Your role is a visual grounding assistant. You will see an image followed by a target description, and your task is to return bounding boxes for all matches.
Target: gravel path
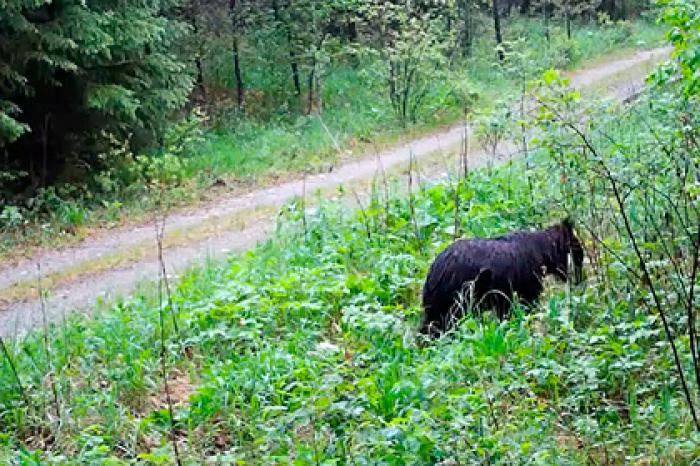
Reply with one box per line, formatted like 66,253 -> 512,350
0,46 -> 671,338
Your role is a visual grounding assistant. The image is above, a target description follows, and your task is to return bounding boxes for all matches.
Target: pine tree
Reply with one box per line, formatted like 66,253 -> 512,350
0,0 -> 193,190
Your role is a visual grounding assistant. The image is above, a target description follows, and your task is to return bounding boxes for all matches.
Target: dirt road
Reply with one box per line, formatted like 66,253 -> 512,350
0,47 -> 671,337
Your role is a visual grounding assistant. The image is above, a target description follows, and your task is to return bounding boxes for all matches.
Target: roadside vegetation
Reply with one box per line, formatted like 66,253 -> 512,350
0,1 -> 665,259
1,0 -> 699,460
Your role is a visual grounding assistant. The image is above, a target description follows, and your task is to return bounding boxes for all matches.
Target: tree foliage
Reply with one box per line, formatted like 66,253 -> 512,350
655,0 -> 699,98
0,0 -> 192,191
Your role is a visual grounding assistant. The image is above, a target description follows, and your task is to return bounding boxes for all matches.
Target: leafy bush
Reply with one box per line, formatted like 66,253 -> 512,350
0,206 -> 24,229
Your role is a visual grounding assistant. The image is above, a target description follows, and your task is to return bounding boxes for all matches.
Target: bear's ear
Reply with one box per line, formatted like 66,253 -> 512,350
562,217 -> 574,233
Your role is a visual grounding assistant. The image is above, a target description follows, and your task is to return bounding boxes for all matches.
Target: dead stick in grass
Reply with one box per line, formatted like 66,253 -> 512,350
154,217 -> 183,466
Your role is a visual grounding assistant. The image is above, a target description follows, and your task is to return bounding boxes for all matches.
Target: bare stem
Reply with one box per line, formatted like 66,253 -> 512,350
407,152 -> 423,253
155,219 -> 183,466
687,215 -> 700,398
37,263 -> 60,423
154,219 -> 180,337
301,169 -> 308,240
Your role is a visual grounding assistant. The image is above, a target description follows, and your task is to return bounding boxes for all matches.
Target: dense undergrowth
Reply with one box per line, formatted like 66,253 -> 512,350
0,17 -> 665,259
1,65 -> 699,462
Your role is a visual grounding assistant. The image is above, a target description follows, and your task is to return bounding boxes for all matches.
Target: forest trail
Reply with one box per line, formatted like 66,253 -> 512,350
0,46 -> 671,337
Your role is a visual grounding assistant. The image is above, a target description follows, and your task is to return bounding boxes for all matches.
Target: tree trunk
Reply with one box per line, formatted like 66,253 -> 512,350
229,0 -> 244,110
520,0 -> 530,14
306,33 -> 328,115
461,0 -> 473,57
290,60 -> 301,97
543,0 -> 550,42
565,3 -> 572,40
402,60 -> 409,125
306,65 -> 315,115
492,0 -> 504,61
348,21 -> 357,41
272,0 -> 301,97
190,0 -> 206,100
467,3 -> 473,55
315,72 -> 322,114
195,56 -> 206,100
233,36 -> 244,109
41,114 -> 50,187
389,61 -> 398,117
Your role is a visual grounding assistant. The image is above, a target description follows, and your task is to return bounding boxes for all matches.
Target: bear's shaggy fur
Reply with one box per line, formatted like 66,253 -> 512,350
419,219 -> 583,337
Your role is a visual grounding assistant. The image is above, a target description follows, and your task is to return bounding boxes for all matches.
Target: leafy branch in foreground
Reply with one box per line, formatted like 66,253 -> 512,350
530,59 -> 700,431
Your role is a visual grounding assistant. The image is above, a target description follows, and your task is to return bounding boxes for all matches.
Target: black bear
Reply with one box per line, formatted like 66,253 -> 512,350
419,219 -> 584,337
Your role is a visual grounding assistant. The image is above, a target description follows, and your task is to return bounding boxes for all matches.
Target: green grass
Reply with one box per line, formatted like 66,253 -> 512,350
2,79 -> 699,461
0,17 -> 667,261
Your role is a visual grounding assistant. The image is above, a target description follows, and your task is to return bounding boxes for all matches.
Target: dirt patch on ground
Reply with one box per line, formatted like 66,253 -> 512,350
148,371 -> 196,411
